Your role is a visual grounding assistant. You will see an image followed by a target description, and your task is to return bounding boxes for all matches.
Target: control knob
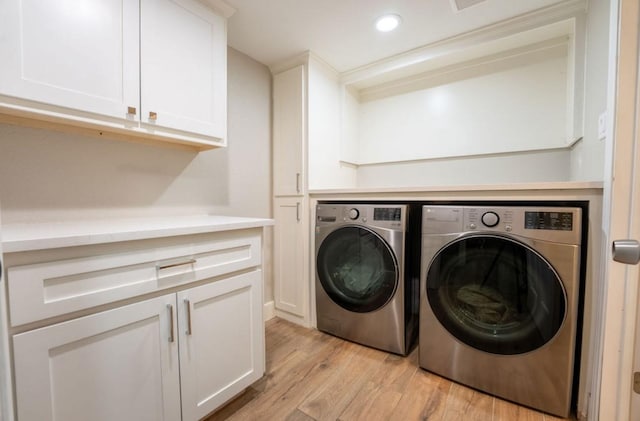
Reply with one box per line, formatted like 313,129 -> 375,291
481,211 -> 500,227
348,208 -> 360,220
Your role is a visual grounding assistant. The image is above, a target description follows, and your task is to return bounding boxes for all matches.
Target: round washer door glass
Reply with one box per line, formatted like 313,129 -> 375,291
317,226 -> 398,313
427,234 -> 566,355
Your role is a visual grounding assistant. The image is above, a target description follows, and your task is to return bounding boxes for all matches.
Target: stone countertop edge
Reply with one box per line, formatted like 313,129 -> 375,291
1,215 -> 275,253
308,181 -> 604,195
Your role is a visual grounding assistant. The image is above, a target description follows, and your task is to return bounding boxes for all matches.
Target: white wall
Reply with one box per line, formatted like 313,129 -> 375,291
0,47 -> 274,302
356,52 -> 569,165
569,0 -> 609,181
307,56 -> 357,190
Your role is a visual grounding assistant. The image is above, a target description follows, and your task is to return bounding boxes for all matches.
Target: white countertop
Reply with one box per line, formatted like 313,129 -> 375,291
1,215 -> 274,253
309,181 -> 604,195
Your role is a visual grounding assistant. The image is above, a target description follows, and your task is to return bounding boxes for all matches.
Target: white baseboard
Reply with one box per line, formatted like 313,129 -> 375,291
263,301 -> 276,321
274,309 -> 310,328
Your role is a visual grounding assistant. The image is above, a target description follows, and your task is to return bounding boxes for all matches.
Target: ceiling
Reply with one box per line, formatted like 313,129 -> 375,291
225,0 -> 574,73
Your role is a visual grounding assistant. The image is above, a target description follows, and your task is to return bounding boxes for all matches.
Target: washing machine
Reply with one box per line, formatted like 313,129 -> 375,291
419,205 -> 582,417
315,203 -> 419,355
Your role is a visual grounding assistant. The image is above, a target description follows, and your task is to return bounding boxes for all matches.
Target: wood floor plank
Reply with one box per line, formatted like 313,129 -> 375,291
366,349 -> 419,394
493,397 -> 545,421
387,369 -> 451,421
205,318 -> 575,421
337,380 -> 403,421
248,336 -> 355,420
224,335 -> 344,420
441,382 -> 493,421
297,343 -> 388,421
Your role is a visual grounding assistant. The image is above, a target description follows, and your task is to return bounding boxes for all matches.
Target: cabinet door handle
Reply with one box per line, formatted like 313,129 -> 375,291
167,304 -> 175,343
184,299 -> 192,335
296,202 -> 300,222
296,173 -> 301,193
127,106 -> 137,115
149,111 -> 157,121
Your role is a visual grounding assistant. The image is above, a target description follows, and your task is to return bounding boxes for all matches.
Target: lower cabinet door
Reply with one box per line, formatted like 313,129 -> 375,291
273,197 -> 308,318
12,294 -> 181,421
178,270 -> 265,421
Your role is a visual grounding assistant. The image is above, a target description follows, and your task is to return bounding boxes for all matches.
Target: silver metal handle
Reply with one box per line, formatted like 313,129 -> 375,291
167,304 -> 175,343
296,202 -> 300,222
157,259 -> 196,271
612,239 -> 640,265
296,173 -> 300,193
184,299 -> 192,335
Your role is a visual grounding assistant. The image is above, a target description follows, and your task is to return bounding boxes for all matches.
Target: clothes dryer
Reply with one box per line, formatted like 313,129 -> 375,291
419,205 -> 582,417
315,203 -> 419,355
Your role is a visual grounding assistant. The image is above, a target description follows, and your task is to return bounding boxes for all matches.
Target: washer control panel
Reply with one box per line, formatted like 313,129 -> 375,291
316,204 -> 406,230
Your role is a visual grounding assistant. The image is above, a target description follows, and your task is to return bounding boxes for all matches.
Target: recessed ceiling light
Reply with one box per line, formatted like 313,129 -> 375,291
375,14 -> 401,32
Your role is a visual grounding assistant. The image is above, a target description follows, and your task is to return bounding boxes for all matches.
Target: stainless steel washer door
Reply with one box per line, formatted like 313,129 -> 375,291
426,234 -> 567,355
317,226 -> 398,313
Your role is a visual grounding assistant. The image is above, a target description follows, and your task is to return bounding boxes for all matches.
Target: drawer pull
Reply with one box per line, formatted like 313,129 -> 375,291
167,304 -> 175,343
184,299 -> 192,335
157,259 -> 196,271
149,111 -> 157,121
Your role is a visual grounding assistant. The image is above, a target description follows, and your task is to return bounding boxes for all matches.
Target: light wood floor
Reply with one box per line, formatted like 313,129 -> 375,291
205,318 -> 576,421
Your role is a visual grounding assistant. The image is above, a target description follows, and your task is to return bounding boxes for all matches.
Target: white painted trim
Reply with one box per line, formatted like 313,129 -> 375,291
274,309 -> 310,328
356,36 -> 570,102
0,225 -> 14,421
263,301 -> 276,321
340,0 -> 587,85
338,138 -> 583,167
596,0 -> 638,419
198,0 -> 236,18
269,51 -> 340,78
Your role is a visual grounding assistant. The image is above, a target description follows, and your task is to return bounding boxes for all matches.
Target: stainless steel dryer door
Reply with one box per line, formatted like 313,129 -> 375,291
317,226 -> 398,313
426,234 -> 567,355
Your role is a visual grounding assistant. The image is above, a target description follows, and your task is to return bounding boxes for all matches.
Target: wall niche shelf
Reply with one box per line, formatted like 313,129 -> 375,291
339,1 -> 587,166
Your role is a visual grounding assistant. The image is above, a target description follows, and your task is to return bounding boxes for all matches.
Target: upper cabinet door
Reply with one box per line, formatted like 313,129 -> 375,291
273,65 -> 306,196
140,0 -> 227,141
0,0 -> 140,120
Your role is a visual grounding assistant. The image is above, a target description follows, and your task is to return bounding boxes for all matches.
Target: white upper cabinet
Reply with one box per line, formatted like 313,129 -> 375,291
0,0 -> 229,149
273,65 -> 305,196
140,0 -> 227,140
0,0 -> 140,120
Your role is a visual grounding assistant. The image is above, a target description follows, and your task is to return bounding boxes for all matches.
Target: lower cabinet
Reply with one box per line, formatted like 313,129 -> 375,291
12,270 -> 264,421
273,197 -> 309,322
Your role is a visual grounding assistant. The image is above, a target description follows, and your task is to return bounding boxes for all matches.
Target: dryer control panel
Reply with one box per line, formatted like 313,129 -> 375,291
423,205 -> 581,245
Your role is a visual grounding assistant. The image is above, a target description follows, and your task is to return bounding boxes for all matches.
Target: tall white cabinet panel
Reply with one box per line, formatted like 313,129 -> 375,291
273,65 -> 306,196
178,270 -> 264,421
12,294 -> 181,421
0,0 -> 140,120
273,198 -> 308,319
141,0 -> 227,140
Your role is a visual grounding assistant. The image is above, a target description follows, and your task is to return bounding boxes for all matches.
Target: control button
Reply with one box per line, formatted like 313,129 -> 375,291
348,208 -> 359,220
469,223 -> 477,230
481,211 -> 500,227
505,225 -> 512,232
362,217 -> 367,223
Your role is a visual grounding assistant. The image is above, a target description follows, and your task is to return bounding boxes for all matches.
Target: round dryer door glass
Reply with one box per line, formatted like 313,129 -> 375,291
426,234 -> 566,355
317,226 -> 398,313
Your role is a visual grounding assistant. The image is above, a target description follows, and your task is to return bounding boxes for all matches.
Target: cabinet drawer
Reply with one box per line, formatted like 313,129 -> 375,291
7,231 -> 261,326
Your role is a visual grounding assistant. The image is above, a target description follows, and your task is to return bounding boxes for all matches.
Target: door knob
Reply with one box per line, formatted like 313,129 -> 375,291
612,239 -> 640,265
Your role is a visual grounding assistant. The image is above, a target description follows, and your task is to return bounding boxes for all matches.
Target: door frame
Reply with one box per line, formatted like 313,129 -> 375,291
594,0 -> 640,419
